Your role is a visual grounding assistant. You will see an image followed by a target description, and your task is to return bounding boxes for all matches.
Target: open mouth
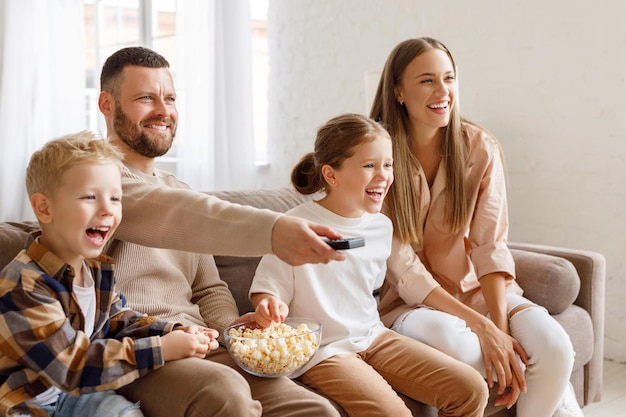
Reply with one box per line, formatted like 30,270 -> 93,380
143,118 -> 172,131
366,188 -> 385,199
427,101 -> 449,110
86,226 -> 110,244
144,123 -> 168,131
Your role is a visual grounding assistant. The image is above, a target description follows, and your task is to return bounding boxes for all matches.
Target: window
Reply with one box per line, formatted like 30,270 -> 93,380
83,0 -> 269,167
250,0 -> 268,165
83,0 -> 178,170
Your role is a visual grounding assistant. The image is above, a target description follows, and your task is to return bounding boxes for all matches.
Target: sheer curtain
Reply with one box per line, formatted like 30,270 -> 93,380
0,0 -> 85,221
174,0 -> 256,192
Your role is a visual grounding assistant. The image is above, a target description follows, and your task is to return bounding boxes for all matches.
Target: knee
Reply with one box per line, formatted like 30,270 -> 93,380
540,333 -> 575,377
120,407 -> 145,417
190,365 -> 260,413
443,365 -> 489,417
464,367 -> 490,407
136,358 -> 262,417
511,307 -> 575,376
87,391 -> 144,417
464,364 -> 488,398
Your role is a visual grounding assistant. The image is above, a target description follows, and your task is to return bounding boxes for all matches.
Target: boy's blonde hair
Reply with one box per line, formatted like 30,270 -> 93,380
26,131 -> 124,197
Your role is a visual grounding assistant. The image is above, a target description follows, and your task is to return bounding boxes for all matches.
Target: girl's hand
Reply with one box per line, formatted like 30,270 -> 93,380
161,329 -> 214,361
231,312 -> 256,326
252,294 -> 289,328
494,373 -> 523,409
477,272 -> 528,405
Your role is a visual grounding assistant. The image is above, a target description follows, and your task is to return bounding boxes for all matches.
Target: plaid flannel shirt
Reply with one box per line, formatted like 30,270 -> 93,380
0,233 -> 179,417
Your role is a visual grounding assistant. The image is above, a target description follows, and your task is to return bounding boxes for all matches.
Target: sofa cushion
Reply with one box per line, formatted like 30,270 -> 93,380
553,304 -> 594,370
0,221 -> 39,269
510,249 -> 580,315
207,188 -> 312,316
214,255 -> 260,315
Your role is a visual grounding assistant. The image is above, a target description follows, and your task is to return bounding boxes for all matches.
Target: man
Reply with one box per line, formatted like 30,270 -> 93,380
98,47 -> 341,417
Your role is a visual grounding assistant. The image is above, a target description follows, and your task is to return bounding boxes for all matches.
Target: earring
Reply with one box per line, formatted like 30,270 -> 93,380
397,98 -> 404,105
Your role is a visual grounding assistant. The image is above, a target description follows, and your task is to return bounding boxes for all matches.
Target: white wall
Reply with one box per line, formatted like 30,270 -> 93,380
254,0 -> 626,362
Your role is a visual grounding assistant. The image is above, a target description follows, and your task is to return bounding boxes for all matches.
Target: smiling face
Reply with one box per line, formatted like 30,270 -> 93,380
35,162 -> 122,271
395,48 -> 457,137
322,135 -> 394,218
111,65 -> 178,158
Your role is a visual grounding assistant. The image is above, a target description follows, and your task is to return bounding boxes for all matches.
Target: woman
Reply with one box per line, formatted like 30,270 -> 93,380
370,37 -> 583,417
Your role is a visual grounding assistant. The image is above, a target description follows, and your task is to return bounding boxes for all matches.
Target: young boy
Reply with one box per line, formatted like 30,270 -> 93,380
0,132 -> 217,417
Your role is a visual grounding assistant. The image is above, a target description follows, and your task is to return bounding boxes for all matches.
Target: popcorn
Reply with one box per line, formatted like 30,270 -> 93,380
225,321 -> 319,376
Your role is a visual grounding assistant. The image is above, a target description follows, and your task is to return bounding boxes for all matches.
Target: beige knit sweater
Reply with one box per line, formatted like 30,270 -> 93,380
114,166 -> 280,257
108,166 -> 280,335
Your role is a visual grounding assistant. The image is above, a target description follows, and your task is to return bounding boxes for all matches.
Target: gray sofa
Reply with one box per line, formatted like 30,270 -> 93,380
0,187 -> 605,416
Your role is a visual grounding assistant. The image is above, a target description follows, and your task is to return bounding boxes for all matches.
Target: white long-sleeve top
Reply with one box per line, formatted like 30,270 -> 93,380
249,201 -> 391,377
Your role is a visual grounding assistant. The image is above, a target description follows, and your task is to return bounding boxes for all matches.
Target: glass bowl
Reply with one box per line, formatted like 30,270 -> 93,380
223,317 -> 321,378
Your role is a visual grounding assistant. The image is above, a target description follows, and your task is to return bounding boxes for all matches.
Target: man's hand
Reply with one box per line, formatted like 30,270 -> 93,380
271,215 -> 346,266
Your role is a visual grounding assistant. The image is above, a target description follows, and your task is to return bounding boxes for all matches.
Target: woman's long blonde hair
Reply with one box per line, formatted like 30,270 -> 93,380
369,37 -> 471,245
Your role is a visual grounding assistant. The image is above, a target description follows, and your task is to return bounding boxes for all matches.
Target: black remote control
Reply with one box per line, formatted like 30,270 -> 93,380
323,237 -> 365,250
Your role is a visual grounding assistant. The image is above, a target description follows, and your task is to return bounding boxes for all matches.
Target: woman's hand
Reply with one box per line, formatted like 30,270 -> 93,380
422,286 -> 528,406
473,318 -> 528,405
478,272 -> 528,404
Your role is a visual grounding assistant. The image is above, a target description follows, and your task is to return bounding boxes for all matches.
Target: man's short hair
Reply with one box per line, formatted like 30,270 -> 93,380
26,131 -> 124,197
100,46 -> 170,95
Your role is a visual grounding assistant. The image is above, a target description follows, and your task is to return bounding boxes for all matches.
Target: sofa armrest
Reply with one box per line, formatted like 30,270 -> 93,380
508,241 -> 606,404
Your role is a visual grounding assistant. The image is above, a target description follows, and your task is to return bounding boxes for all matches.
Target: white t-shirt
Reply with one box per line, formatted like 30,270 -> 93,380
74,263 -> 96,338
249,201 -> 391,377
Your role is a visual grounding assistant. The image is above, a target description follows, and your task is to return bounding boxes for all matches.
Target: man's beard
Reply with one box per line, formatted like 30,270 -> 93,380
113,105 -> 176,158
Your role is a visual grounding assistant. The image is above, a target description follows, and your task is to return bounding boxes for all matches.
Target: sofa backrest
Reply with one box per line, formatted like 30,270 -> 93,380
207,188 -> 313,314
0,188 -> 584,318
0,221 -> 39,268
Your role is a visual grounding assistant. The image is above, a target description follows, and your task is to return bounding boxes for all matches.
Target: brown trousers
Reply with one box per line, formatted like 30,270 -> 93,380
298,329 -> 489,417
118,347 -> 340,417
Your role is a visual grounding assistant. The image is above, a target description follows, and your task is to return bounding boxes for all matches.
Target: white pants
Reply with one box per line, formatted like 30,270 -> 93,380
392,294 -> 575,417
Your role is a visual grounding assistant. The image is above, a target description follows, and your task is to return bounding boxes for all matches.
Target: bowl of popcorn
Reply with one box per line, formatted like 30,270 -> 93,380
224,317 -> 321,378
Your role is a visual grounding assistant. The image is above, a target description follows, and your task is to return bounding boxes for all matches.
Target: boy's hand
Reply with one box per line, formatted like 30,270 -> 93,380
161,329 -> 216,361
253,295 -> 289,328
181,325 -> 219,345
272,216 -> 346,266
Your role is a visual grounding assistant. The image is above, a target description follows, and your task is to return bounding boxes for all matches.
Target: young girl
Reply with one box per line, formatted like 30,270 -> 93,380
370,37 -> 583,417
249,113 -> 488,417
